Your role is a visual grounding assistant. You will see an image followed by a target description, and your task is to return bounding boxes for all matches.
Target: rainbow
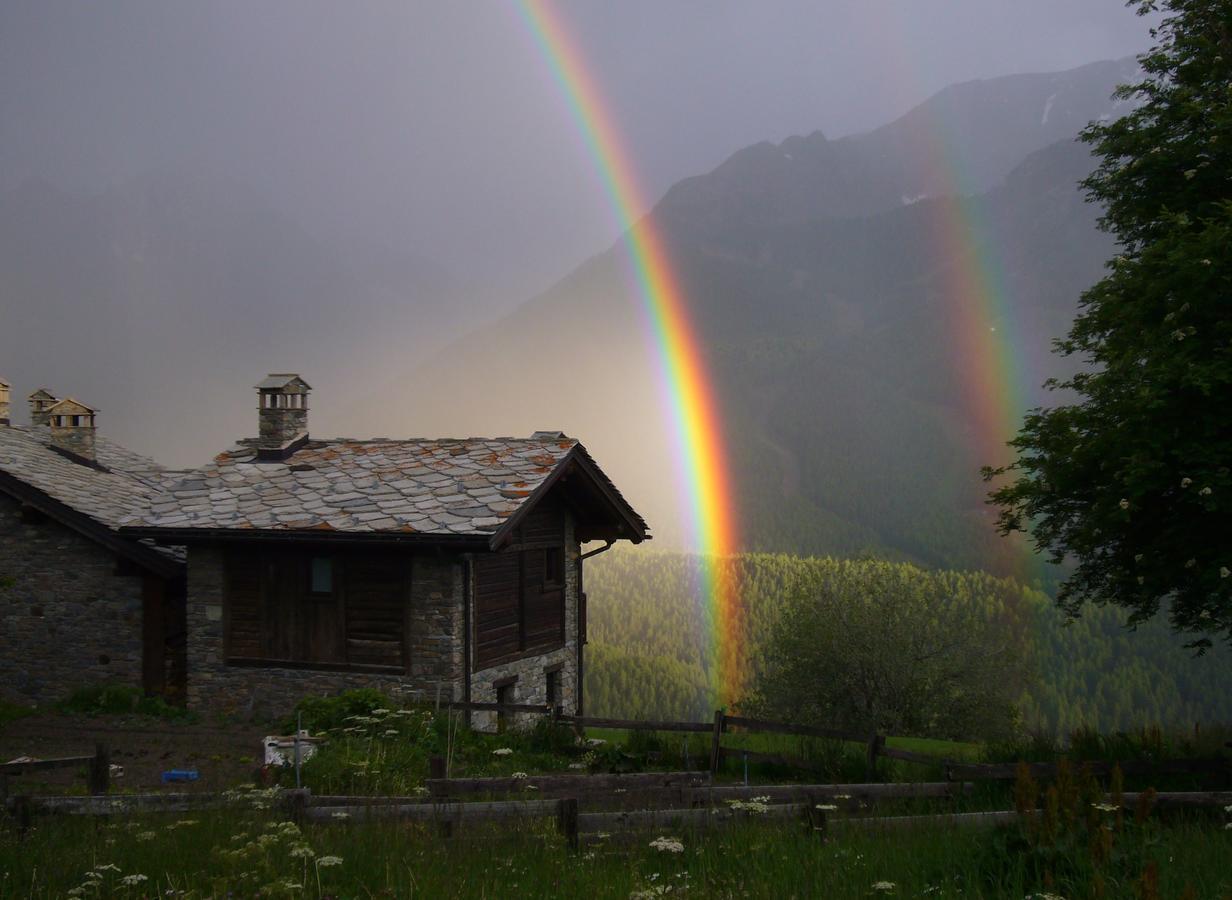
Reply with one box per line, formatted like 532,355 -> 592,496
513,0 -> 746,704
896,58 -> 1045,582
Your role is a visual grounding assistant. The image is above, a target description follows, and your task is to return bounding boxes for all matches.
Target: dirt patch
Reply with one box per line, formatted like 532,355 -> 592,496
0,713 -> 272,795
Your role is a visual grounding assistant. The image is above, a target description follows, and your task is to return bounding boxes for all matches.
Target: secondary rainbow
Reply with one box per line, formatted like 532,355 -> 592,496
882,18 -> 1044,582
513,0 -> 746,703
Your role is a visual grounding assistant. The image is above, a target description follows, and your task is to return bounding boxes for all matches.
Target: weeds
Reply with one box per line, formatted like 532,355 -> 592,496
54,685 -> 194,721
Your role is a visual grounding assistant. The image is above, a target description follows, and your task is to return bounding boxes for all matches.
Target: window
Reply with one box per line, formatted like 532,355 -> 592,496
225,551 -> 406,671
309,557 -> 333,594
545,666 -> 562,711
544,547 -> 565,586
495,679 -> 516,733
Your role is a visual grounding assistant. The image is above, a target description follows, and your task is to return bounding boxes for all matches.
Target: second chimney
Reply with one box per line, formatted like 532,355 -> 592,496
0,378 -> 10,425
47,397 -> 97,464
256,374 -> 311,458
28,388 -> 58,427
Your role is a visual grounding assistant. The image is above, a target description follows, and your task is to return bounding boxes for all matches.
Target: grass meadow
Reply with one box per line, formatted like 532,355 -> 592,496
2,801 -> 1231,899
4,693 -> 1231,897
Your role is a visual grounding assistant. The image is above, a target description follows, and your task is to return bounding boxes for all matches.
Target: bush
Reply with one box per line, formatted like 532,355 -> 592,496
56,684 -> 193,720
0,699 -> 35,727
288,688 -> 394,733
981,761 -> 1168,897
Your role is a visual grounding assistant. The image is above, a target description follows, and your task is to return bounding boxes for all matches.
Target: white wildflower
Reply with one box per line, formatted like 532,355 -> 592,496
120,874 -> 148,886
815,804 -> 838,811
1092,802 -> 1120,812
1182,477 -> 1193,488
382,729 -> 399,737
649,836 -> 684,853
136,831 -> 157,842
372,708 -> 390,715
331,811 -> 351,819
1119,498 -> 1129,509
872,883 -> 897,892
1221,568 -> 1230,579
492,748 -> 513,757
1200,486 -> 1212,496
289,844 -> 315,859
511,771 -> 528,779
92,864 -> 121,874
1138,576 -> 1145,585
1135,554 -> 1144,563
586,738 -> 607,747
316,856 -> 344,868
1186,558 -> 1197,568
834,794 -> 852,800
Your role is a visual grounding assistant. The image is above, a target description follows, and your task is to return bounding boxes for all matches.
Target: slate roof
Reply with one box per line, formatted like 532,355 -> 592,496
0,425 -> 177,525
0,426 -> 185,570
129,436 -> 625,539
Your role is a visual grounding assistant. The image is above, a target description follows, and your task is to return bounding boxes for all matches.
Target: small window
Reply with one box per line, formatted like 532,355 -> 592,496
309,557 -> 334,594
545,667 -> 562,710
544,547 -> 565,585
495,680 -> 516,733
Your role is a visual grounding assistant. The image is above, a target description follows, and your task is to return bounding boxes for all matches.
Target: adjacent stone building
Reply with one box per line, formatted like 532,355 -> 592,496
0,373 -> 648,722
0,389 -> 185,705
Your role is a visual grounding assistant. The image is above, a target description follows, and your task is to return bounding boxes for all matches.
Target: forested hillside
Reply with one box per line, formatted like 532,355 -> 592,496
582,550 -> 1232,735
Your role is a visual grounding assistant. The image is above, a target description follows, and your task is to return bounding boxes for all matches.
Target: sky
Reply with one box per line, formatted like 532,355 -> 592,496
0,0 -> 1156,311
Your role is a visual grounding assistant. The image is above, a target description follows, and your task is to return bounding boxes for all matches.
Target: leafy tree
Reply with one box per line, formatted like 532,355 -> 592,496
741,561 -> 1032,741
986,0 -> 1232,646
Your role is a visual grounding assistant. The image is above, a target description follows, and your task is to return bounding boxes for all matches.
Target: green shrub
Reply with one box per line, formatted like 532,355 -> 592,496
56,684 -> 193,720
0,699 -> 35,727
288,688 -> 394,733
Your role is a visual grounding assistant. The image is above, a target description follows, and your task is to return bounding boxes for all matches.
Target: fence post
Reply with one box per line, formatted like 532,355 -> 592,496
709,709 -> 725,775
430,755 -> 447,780
87,743 -> 110,795
865,733 -> 882,782
806,792 -> 828,840
557,797 -> 579,850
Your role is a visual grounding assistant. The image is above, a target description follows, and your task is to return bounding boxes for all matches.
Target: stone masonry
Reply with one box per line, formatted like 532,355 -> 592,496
185,546 -> 466,718
0,492 -> 144,704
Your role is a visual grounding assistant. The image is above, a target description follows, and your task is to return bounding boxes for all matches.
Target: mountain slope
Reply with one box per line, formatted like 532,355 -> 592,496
349,60 -> 1128,577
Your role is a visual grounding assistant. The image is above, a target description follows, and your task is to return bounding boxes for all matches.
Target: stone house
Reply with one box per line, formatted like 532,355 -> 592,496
0,382 -> 186,705
1,372 -> 648,722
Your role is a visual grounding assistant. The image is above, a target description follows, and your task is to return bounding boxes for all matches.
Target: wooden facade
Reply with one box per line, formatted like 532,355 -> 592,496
224,549 -> 410,673
474,500 -> 567,668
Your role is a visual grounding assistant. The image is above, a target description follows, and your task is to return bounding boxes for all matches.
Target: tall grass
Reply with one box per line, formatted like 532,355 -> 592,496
2,802 -> 1228,898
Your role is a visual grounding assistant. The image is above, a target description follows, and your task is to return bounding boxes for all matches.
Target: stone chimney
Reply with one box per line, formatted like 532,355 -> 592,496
47,398 -> 97,463
0,378 -> 10,425
256,374 -> 311,459
28,388 -> 59,427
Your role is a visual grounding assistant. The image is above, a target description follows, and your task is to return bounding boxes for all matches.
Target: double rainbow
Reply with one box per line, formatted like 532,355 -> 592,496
514,0 -> 745,704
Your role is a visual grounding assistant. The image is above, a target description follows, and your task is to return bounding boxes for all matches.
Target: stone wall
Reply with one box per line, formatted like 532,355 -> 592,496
185,546 -> 465,717
0,492 -> 144,705
468,514 -> 580,732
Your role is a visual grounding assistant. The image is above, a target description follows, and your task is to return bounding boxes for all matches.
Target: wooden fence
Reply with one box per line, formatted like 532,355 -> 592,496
0,743 -> 110,802
437,701 -> 1232,788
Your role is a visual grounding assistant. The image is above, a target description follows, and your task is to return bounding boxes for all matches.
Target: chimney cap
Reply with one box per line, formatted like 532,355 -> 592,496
530,430 -> 568,441
0,377 -> 9,388
28,387 -> 57,401
47,397 -> 98,416
255,374 -> 311,391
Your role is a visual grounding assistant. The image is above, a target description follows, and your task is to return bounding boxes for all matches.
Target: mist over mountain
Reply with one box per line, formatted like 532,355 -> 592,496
345,59 -> 1131,576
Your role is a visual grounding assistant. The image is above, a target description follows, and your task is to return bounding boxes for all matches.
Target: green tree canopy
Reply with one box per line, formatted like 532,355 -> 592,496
742,560 -> 1033,741
987,0 -> 1232,647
